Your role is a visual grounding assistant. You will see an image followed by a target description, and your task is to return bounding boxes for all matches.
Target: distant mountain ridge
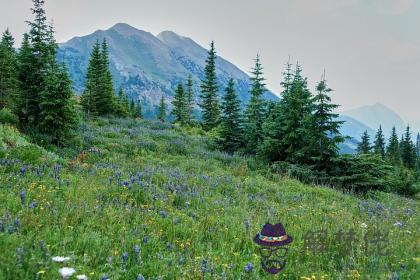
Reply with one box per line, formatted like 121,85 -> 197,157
58,23 -> 278,116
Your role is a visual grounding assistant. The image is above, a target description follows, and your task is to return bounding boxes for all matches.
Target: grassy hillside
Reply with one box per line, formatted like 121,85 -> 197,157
0,119 -> 418,279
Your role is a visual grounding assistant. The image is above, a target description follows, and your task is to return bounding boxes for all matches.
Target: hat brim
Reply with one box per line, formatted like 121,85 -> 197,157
253,234 -> 293,247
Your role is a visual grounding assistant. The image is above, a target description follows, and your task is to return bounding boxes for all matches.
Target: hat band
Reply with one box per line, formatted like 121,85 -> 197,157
259,233 -> 288,242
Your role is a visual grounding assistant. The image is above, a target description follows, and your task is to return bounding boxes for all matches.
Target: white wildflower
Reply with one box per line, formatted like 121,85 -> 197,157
360,223 -> 368,228
59,267 -> 76,279
52,256 -> 71,263
76,275 -> 88,280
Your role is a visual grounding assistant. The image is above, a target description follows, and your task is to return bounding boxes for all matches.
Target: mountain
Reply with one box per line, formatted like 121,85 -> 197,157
338,115 -> 376,154
343,103 -> 406,136
57,23 -> 278,116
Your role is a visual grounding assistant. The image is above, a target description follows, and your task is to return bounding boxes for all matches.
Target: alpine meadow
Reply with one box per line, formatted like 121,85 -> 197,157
0,0 -> 419,279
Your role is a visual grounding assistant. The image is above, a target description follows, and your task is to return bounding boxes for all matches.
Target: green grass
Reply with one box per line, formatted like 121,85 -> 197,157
0,118 -> 419,279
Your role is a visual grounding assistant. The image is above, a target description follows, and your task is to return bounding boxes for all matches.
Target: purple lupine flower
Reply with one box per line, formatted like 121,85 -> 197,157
159,211 -> 167,218
121,252 -> 129,265
142,236 -> 148,243
20,191 -> 26,205
29,201 -> 38,209
101,274 -> 109,280
134,244 -> 140,259
244,262 -> 254,273
137,274 -> 145,280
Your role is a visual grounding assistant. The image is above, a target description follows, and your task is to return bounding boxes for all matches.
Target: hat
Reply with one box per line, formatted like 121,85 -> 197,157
254,223 -> 293,247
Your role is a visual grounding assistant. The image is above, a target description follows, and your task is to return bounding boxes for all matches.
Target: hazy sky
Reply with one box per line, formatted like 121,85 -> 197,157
1,0 -> 419,124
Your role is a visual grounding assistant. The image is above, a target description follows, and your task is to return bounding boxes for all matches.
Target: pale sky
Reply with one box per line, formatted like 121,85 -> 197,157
1,0 -> 419,125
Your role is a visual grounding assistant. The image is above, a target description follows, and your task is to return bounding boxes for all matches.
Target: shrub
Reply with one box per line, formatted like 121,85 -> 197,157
0,108 -> 18,126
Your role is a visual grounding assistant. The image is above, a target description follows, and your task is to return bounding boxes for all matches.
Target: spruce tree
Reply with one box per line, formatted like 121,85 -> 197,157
373,125 -> 386,158
219,78 -> 244,152
135,99 -> 142,119
158,96 -> 167,122
97,39 -> 116,115
400,125 -> 416,169
18,0 -> 55,128
200,41 -> 220,131
81,41 -> 101,117
172,83 -> 187,124
185,75 -> 195,125
310,73 -> 344,170
244,55 -> 266,154
387,126 -> 400,165
260,63 -> 314,164
129,99 -> 135,117
0,29 -> 19,110
39,63 -> 77,144
357,131 -> 371,154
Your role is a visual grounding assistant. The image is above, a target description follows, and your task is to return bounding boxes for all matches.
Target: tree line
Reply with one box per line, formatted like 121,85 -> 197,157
170,41 -> 419,196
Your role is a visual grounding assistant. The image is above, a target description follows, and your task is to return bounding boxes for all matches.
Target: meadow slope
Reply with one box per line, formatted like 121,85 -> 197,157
0,119 -> 418,279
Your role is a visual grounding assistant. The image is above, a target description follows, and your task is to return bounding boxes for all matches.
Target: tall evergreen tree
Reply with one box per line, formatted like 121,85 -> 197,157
158,96 -> 167,122
17,0 -> 55,128
185,75 -> 195,125
244,55 -> 266,154
387,126 -> 400,165
310,73 -> 344,170
260,63 -> 314,164
218,78 -> 244,152
97,39 -> 116,115
135,99 -> 142,119
81,39 -> 116,116
172,83 -> 187,124
0,29 -> 19,110
200,41 -> 220,131
39,63 -> 77,144
357,131 -> 371,154
400,125 -> 416,169
81,41 -> 101,117
373,125 -> 386,158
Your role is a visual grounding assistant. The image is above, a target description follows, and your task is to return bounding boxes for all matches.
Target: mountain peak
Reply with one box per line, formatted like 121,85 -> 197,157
110,23 -> 142,35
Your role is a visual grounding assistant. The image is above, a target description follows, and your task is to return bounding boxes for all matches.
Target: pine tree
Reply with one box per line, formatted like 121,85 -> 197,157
260,63 -> 314,164
39,63 -> 77,144
81,41 -> 101,117
310,73 -> 344,170
17,0 -> 55,128
81,39 -> 116,117
387,126 -> 400,165
135,99 -> 142,119
97,39 -> 116,115
244,55 -> 266,154
158,96 -> 166,122
0,29 -> 19,110
357,131 -> 371,154
219,78 -> 244,152
373,125 -> 386,158
114,87 -> 129,117
185,75 -> 195,125
172,83 -> 187,124
129,99 -> 136,117
400,125 -> 416,169
200,41 -> 220,131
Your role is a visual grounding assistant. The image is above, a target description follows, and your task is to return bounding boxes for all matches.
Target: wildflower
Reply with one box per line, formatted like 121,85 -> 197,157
393,222 -> 403,228
37,270 -> 46,275
76,275 -> 88,280
159,210 -> 168,218
360,223 -> 368,228
20,191 -> 26,205
137,274 -> 145,280
52,256 -> 71,263
121,252 -> 129,265
134,244 -> 140,259
101,274 -> 109,280
143,236 -> 148,243
29,201 -> 38,209
244,262 -> 254,273
59,267 -> 76,279
391,272 -> 399,280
